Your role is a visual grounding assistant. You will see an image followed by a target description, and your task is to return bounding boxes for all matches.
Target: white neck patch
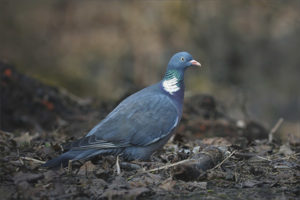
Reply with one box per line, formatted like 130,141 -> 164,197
162,77 -> 180,95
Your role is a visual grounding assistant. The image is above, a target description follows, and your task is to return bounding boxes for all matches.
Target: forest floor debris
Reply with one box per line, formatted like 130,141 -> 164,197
1,63 -> 299,199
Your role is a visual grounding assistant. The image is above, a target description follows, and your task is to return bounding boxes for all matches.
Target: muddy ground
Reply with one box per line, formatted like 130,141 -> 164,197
1,62 -> 299,200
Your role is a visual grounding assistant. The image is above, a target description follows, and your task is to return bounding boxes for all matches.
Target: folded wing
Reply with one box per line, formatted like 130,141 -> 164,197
70,93 -> 179,150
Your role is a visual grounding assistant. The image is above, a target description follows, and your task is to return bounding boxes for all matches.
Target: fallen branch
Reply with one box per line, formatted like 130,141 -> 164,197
173,146 -> 227,181
128,146 -> 228,181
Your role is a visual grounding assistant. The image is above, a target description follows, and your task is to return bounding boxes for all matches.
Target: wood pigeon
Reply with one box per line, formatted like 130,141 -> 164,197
43,52 -> 201,168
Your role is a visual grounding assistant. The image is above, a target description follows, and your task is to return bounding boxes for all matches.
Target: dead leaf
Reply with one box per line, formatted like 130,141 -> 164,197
13,132 -> 38,146
186,181 -> 207,190
201,137 -> 231,146
101,187 -> 149,199
241,180 -> 262,188
78,161 -> 97,176
13,172 -> 44,185
159,178 -> 176,191
279,144 -> 294,156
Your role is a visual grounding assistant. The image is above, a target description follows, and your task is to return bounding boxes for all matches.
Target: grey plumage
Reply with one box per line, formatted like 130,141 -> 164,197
43,52 -> 201,168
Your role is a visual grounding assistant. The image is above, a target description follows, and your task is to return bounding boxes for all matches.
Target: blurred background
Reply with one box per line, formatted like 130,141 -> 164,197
0,0 -> 299,131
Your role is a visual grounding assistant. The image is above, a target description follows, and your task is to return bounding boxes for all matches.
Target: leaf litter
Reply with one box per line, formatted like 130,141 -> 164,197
1,63 -> 300,199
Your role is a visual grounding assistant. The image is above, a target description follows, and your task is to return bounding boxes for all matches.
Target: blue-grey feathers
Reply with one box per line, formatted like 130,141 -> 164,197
43,52 -> 196,168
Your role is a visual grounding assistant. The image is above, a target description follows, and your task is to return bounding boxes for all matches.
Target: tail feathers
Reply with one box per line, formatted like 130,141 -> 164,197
43,148 -> 121,169
42,150 -> 82,168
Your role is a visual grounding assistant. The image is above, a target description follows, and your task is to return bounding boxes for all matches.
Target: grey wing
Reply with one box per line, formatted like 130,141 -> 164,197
71,93 -> 179,150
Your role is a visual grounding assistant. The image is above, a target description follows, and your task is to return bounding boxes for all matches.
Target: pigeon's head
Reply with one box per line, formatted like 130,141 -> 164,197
167,52 -> 201,71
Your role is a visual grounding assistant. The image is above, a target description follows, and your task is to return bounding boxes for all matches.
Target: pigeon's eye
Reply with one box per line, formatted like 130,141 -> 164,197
180,57 -> 185,62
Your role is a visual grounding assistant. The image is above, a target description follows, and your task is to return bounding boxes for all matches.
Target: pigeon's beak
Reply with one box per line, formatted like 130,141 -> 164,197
189,60 -> 201,67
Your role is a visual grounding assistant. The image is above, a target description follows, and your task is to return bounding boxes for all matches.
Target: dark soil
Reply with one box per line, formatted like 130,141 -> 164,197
1,62 -> 299,200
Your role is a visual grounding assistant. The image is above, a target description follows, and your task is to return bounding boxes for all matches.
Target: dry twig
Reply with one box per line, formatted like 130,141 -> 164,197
127,159 -> 196,180
20,156 -> 45,164
116,156 -> 121,175
268,118 -> 284,143
211,150 -> 236,170
67,160 -> 73,175
146,159 -> 196,173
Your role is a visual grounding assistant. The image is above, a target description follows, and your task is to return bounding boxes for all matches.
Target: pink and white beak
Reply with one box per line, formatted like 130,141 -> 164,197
189,60 -> 201,67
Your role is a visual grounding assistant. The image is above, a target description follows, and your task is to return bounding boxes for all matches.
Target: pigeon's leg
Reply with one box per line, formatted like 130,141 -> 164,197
116,155 -> 121,175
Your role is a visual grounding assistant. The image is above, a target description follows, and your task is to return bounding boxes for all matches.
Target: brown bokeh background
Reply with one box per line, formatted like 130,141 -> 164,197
1,0 -> 299,129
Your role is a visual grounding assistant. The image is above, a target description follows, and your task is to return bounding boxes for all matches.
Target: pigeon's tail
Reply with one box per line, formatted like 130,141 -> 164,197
42,150 -> 80,168
43,148 -> 120,169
